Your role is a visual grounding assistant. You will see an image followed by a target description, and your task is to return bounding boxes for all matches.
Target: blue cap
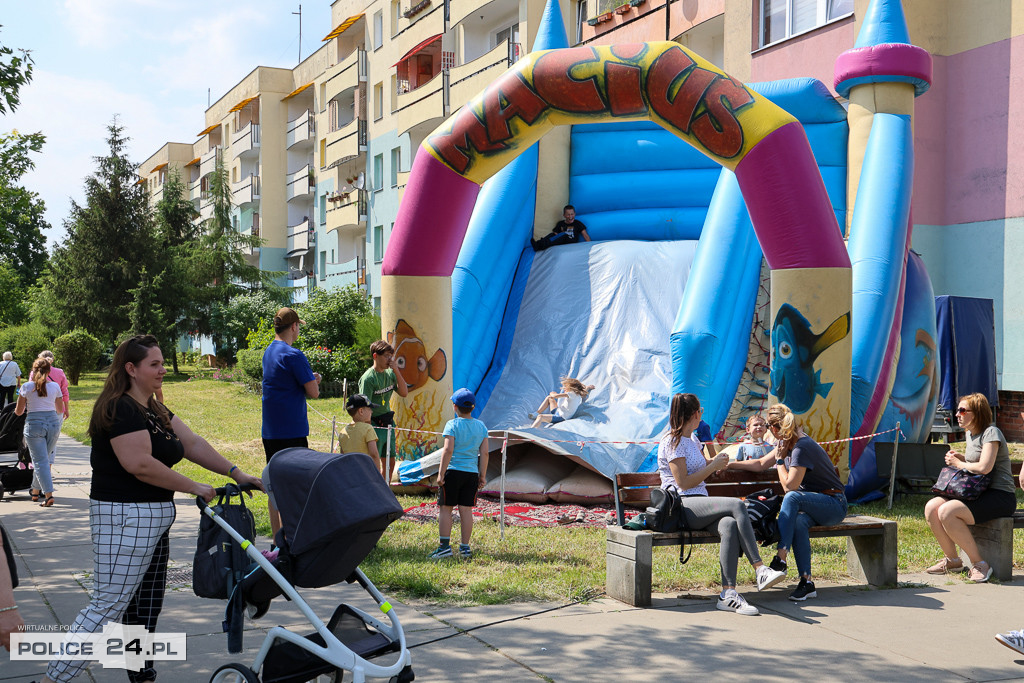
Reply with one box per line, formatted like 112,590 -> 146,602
451,388 -> 476,408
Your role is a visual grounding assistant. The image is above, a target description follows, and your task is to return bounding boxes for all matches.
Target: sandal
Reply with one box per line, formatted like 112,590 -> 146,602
30,489 -> 40,502
574,511 -> 586,523
556,513 -> 574,525
39,495 -> 54,508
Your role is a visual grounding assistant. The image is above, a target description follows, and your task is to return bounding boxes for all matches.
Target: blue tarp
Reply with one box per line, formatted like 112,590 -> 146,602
935,295 -> 997,410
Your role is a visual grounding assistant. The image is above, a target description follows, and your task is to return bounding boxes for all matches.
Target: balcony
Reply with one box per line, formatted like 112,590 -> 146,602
231,174 -> 260,207
199,145 -> 221,178
448,41 -> 515,112
323,118 -> 367,169
396,70 -> 448,138
393,2 -> 446,53
286,110 -> 314,149
287,165 -> 314,202
199,197 -> 214,222
325,189 -> 368,234
189,179 -> 202,203
286,218 -> 313,256
324,49 -> 367,104
231,122 -> 260,159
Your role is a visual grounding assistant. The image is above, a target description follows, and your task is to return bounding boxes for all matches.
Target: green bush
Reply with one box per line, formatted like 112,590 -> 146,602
52,329 -> 102,385
235,347 -> 264,381
212,290 -> 287,354
295,285 -> 373,351
0,322 -> 51,373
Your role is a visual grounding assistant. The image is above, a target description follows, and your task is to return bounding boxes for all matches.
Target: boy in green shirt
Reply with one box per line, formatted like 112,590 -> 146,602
358,340 -> 408,482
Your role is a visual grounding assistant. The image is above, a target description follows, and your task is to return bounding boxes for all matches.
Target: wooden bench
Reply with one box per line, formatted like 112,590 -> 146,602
606,471 -> 897,606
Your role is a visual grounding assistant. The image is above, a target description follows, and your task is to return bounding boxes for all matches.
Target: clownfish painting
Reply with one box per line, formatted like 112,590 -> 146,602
387,319 -> 447,392
770,303 -> 850,413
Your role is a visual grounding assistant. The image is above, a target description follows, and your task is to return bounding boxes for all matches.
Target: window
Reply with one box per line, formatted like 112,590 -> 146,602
373,296 -> 381,316
319,83 -> 327,112
319,251 -> 326,278
319,139 -> 326,169
328,99 -> 339,133
374,225 -> 384,262
374,10 -> 383,50
320,194 -> 327,224
761,0 -> 853,46
391,148 -> 400,186
331,248 -> 335,263
576,0 -> 588,44
373,154 -> 384,190
495,23 -> 519,48
390,75 -> 398,112
373,82 -> 383,120
391,0 -> 400,36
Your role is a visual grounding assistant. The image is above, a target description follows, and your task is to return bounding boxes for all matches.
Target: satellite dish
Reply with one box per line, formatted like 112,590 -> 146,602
353,172 -> 365,190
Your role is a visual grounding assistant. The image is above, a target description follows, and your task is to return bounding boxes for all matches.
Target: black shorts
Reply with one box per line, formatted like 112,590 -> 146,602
962,488 -> 1017,524
262,437 -> 309,463
438,469 -> 479,508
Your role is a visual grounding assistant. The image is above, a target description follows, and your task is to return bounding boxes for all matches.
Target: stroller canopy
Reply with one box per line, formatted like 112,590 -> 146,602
265,449 -> 402,556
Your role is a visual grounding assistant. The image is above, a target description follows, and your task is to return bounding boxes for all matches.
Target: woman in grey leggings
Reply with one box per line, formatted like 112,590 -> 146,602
657,393 -> 786,615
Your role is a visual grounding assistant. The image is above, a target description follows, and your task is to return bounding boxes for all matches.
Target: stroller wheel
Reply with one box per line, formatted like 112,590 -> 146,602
0,482 -> 5,501
390,664 -> 415,683
210,662 -> 260,682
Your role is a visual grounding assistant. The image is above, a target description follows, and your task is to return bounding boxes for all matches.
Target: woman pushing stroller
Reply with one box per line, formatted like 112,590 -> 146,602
39,335 -> 264,683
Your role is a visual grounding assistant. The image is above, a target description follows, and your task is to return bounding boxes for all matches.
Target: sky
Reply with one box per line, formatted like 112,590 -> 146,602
3,0 -> 335,250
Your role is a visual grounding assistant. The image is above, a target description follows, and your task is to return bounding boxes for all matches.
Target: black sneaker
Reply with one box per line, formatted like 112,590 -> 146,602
769,555 -> 787,574
789,578 -> 817,601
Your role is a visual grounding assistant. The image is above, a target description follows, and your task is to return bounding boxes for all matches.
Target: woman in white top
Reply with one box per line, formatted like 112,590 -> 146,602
15,358 -> 64,507
530,376 -> 594,428
0,352 -> 21,407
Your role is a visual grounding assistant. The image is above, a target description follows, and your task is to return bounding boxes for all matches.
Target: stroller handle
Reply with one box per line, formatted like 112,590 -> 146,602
195,483 -> 261,511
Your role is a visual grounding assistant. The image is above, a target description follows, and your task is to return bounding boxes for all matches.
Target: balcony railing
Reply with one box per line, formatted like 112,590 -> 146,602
189,179 -> 202,203
286,218 -> 313,256
199,198 -> 214,222
287,165 -> 314,202
396,70 -> 449,137
323,118 -> 367,169
286,110 -> 314,149
324,48 -> 368,104
325,189 -> 368,233
199,145 -> 221,178
231,122 -> 260,159
231,174 -> 260,206
448,40 -> 516,113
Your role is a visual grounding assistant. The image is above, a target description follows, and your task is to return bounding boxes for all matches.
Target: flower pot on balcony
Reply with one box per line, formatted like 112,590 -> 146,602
614,5 -> 631,14
596,12 -> 613,22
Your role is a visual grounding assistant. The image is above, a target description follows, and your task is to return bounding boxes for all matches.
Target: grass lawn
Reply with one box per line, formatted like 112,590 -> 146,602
64,370 -> 1024,606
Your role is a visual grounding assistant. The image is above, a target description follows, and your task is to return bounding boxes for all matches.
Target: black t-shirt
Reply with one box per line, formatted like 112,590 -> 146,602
90,396 -> 185,503
785,436 -> 844,493
553,219 -> 588,242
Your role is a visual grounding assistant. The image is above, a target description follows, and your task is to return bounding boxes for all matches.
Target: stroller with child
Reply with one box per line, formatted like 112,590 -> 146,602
0,401 -> 31,501
197,448 -> 413,683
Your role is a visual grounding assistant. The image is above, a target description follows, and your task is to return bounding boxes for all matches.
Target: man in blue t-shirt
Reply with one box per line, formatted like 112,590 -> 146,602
428,388 -> 489,560
262,306 -> 321,536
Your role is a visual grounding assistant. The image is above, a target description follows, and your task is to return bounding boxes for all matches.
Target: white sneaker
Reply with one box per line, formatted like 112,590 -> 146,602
996,630 -> 1024,656
716,589 -> 759,616
756,565 -> 786,591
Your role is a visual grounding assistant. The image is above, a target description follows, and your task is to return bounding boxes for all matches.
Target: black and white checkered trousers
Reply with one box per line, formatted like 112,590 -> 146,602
47,500 -> 177,683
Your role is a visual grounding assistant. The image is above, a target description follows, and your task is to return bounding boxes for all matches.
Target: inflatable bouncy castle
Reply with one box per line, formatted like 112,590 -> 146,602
383,0 -> 938,503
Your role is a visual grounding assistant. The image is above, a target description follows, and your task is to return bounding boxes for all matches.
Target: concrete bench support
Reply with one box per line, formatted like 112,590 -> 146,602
846,517 -> 898,586
606,527 -> 653,607
970,517 -> 1014,582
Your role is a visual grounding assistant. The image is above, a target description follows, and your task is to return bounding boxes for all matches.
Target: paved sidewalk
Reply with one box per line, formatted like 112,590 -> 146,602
3,435 -> 1024,681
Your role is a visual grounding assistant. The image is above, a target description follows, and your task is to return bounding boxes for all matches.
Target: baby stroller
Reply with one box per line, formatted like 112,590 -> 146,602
0,401 -> 31,501
197,448 -> 413,683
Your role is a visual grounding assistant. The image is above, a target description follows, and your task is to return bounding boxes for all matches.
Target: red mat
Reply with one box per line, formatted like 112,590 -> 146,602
401,495 -> 638,528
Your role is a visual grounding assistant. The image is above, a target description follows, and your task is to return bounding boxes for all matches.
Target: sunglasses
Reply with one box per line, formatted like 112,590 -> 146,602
956,407 -> 972,414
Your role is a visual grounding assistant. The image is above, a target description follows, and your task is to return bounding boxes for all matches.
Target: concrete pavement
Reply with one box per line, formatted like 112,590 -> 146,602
3,435 -> 1024,682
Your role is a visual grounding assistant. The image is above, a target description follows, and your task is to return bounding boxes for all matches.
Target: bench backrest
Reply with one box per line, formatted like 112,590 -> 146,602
616,470 -> 783,508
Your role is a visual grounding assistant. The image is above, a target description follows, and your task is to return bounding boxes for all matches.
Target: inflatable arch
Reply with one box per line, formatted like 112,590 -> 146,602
382,41 -> 853,476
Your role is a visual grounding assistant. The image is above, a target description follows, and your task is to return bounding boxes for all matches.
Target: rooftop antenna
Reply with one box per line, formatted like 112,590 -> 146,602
207,88 -> 211,108
293,5 -> 303,63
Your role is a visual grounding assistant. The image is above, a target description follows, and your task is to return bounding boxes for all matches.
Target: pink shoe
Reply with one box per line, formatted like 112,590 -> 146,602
967,560 -> 993,583
260,548 -> 279,562
925,557 -> 965,575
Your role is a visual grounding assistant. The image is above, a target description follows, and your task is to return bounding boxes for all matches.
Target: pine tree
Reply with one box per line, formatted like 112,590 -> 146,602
153,168 -> 200,373
47,119 -> 160,343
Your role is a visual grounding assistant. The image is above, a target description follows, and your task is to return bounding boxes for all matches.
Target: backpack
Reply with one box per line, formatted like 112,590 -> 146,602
743,488 -> 783,546
193,484 -> 256,599
641,487 -> 692,565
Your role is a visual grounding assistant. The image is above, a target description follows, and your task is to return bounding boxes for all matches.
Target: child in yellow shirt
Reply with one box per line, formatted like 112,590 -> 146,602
337,394 -> 382,477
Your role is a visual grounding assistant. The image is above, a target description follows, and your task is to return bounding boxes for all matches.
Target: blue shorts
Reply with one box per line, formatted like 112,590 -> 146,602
550,415 -> 565,424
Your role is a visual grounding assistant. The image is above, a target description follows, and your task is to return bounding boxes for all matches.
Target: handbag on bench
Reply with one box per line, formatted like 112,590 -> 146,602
643,487 -> 692,565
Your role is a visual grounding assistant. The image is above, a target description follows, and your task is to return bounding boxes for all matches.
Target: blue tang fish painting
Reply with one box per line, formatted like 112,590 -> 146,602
771,303 -> 851,413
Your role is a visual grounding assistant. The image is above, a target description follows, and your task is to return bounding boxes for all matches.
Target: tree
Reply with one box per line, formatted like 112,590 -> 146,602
52,329 -> 102,385
295,285 -> 375,352
210,289 -> 286,355
46,120 -> 159,343
0,262 -> 26,325
190,156 -> 280,346
152,168 -> 200,373
0,26 -> 33,115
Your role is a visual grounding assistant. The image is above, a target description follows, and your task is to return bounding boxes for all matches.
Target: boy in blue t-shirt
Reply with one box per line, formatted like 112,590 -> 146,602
429,388 -> 489,560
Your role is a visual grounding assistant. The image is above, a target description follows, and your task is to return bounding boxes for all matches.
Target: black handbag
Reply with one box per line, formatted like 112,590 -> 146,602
643,487 -> 692,565
931,466 -> 991,501
193,484 -> 256,599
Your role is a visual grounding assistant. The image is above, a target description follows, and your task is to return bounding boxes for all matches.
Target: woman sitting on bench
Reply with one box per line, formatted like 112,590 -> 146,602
657,393 -> 786,616
729,403 -> 847,601
924,392 -> 1015,583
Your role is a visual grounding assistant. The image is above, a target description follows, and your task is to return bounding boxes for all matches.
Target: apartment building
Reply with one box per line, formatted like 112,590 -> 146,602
139,0 -> 579,313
